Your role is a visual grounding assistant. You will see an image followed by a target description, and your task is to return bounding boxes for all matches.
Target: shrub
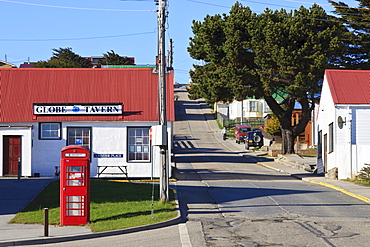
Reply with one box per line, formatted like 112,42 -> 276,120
264,115 -> 281,136
358,164 -> 370,181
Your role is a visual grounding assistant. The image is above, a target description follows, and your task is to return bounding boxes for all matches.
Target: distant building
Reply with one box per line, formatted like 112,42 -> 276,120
228,98 -> 271,120
216,96 -> 316,150
19,63 -> 34,68
0,60 -> 16,68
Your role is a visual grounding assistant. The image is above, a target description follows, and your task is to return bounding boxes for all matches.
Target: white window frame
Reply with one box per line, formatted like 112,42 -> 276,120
67,127 -> 91,149
249,101 -> 257,112
39,122 -> 62,140
127,127 -> 150,162
329,122 -> 334,153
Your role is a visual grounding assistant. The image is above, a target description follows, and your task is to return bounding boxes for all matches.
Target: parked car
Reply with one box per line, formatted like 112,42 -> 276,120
234,125 -> 252,144
244,131 -> 264,150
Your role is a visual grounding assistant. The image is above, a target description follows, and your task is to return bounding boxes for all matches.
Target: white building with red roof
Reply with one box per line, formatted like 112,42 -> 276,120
317,69 -> 370,179
0,67 -> 174,178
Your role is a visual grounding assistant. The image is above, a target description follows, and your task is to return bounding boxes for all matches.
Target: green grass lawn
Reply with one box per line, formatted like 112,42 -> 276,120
9,180 -> 178,233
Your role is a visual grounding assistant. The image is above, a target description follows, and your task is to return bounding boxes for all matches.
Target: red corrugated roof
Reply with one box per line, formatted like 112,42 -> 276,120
0,68 -> 174,122
325,69 -> 370,104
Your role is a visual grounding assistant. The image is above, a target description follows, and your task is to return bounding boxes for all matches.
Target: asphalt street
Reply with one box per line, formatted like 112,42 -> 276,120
174,89 -> 370,247
2,89 -> 370,246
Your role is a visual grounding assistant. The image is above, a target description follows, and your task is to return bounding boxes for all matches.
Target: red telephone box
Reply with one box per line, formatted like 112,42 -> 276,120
60,145 -> 90,225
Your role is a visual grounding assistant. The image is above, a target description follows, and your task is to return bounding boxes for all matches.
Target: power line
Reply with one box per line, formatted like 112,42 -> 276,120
286,0 -> 370,11
0,31 -> 156,42
0,0 -> 154,11
241,0 -> 297,9
186,0 -> 230,8
186,0 -> 370,27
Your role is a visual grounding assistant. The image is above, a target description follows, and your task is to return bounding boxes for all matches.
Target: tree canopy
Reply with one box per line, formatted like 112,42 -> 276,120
330,0 -> 370,69
99,50 -> 132,65
33,47 -> 92,68
187,2 -> 346,153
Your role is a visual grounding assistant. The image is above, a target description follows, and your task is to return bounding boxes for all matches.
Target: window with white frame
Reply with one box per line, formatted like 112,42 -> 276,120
127,127 -> 150,162
39,122 -> 61,140
329,123 -> 334,153
249,101 -> 257,112
264,101 -> 271,113
67,127 -> 91,149
318,130 -> 322,159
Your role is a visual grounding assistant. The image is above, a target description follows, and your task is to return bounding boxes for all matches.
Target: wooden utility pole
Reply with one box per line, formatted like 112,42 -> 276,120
158,0 -> 168,202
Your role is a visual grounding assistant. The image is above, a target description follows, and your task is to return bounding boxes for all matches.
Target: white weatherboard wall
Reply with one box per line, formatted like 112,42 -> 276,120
229,99 -> 268,120
317,78 -> 336,175
333,106 -> 370,179
0,121 -> 173,178
317,76 -> 370,179
0,126 -> 32,177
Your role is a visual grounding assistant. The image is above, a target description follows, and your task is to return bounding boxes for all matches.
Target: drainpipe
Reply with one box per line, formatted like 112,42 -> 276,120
348,106 -> 353,179
241,100 -> 244,125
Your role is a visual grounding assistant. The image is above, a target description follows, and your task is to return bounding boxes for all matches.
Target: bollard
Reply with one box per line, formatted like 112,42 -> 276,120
44,208 -> 49,237
17,158 -> 21,181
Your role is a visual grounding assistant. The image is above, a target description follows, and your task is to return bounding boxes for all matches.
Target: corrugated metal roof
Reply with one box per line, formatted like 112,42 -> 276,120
101,65 -> 156,68
325,69 -> 370,104
0,68 -> 174,122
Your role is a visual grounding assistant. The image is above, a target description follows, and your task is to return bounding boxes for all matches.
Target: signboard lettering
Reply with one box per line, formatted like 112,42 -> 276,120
93,154 -> 124,158
33,103 -> 123,115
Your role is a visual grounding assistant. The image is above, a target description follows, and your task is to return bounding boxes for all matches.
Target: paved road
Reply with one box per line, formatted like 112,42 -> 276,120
13,89 -> 370,247
174,89 -> 370,247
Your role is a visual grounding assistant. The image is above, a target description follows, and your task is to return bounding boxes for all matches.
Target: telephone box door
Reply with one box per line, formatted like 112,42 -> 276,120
60,146 -> 90,225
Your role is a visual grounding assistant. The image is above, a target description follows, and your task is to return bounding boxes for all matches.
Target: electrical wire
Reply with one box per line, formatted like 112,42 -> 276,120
286,0 -> 370,10
0,31 -> 156,42
186,0 -> 370,26
0,0 -> 154,11
186,0 -> 230,8
240,0 -> 297,9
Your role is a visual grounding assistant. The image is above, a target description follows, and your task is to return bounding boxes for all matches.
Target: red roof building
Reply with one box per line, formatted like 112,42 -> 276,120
317,69 -> 370,179
324,69 -> 370,104
0,68 -> 174,122
0,68 -> 175,178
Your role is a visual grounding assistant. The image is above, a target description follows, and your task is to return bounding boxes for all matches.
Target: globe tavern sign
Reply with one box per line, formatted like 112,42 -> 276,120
33,103 -> 123,115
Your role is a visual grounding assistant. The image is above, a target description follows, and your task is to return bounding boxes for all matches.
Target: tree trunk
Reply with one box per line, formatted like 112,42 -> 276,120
281,128 -> 296,154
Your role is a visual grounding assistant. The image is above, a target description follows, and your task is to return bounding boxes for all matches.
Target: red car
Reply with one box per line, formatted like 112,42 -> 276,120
234,125 -> 251,144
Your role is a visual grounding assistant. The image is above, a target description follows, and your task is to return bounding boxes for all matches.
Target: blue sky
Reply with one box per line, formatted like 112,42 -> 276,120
1,0 -> 359,84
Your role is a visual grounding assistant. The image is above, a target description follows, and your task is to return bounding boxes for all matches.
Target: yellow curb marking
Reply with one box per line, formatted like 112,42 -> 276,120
308,180 -> 370,203
108,179 -> 177,183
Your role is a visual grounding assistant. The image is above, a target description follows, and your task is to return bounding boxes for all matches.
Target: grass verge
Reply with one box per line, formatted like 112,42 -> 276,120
342,178 -> 370,187
9,180 -> 178,233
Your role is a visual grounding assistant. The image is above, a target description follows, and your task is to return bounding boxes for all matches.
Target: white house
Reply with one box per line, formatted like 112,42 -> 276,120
317,69 -> 370,179
0,67 -> 174,179
228,99 -> 271,120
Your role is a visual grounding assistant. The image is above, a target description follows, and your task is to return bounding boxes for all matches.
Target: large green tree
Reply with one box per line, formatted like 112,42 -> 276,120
187,3 -> 346,154
33,47 -> 92,68
330,0 -> 370,69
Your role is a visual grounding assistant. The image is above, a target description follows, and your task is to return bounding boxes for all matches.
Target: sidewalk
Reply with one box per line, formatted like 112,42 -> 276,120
0,178 -> 92,246
199,100 -> 370,204
0,178 -> 181,247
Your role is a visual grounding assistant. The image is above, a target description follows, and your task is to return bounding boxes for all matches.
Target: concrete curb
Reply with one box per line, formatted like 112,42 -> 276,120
303,179 -> 370,204
257,162 -> 290,174
257,162 -> 370,205
0,192 -> 182,247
